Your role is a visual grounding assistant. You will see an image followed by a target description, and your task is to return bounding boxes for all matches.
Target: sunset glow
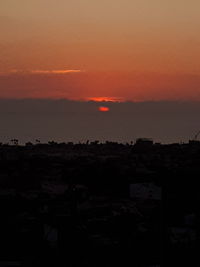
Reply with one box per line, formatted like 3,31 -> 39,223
88,97 -> 124,102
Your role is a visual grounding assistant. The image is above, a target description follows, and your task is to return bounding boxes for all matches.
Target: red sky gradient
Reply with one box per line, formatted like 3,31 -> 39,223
1,1 -> 200,101
1,71 -> 200,101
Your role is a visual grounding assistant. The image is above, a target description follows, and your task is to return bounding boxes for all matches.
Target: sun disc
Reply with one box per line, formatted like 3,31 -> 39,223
98,106 -> 110,112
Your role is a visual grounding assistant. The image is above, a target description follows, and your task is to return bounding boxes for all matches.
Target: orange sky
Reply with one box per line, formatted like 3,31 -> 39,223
1,0 -> 200,100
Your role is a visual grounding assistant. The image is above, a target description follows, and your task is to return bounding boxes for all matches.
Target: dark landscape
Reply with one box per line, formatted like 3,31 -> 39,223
0,139 -> 197,266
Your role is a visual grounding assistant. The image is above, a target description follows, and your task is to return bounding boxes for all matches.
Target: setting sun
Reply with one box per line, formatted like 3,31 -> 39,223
98,106 -> 110,112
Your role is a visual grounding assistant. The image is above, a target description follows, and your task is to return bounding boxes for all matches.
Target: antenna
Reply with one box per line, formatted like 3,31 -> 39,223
194,130 -> 200,140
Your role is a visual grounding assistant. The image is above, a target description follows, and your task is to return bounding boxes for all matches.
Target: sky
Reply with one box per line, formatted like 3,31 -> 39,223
1,0 -> 200,100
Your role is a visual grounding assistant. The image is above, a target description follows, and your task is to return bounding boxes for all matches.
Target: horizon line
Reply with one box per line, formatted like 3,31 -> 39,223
0,97 -> 200,103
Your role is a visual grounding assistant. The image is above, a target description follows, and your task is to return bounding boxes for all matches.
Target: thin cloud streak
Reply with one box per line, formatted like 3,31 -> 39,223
0,69 -> 83,76
30,69 -> 82,74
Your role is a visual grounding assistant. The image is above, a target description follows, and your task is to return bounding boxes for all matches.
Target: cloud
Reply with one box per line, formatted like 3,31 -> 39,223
29,69 -> 82,74
0,69 -> 83,75
87,97 -> 125,102
0,99 -> 199,144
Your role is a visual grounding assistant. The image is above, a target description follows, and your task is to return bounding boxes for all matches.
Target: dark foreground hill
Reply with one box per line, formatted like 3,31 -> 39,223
0,140 -> 198,266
